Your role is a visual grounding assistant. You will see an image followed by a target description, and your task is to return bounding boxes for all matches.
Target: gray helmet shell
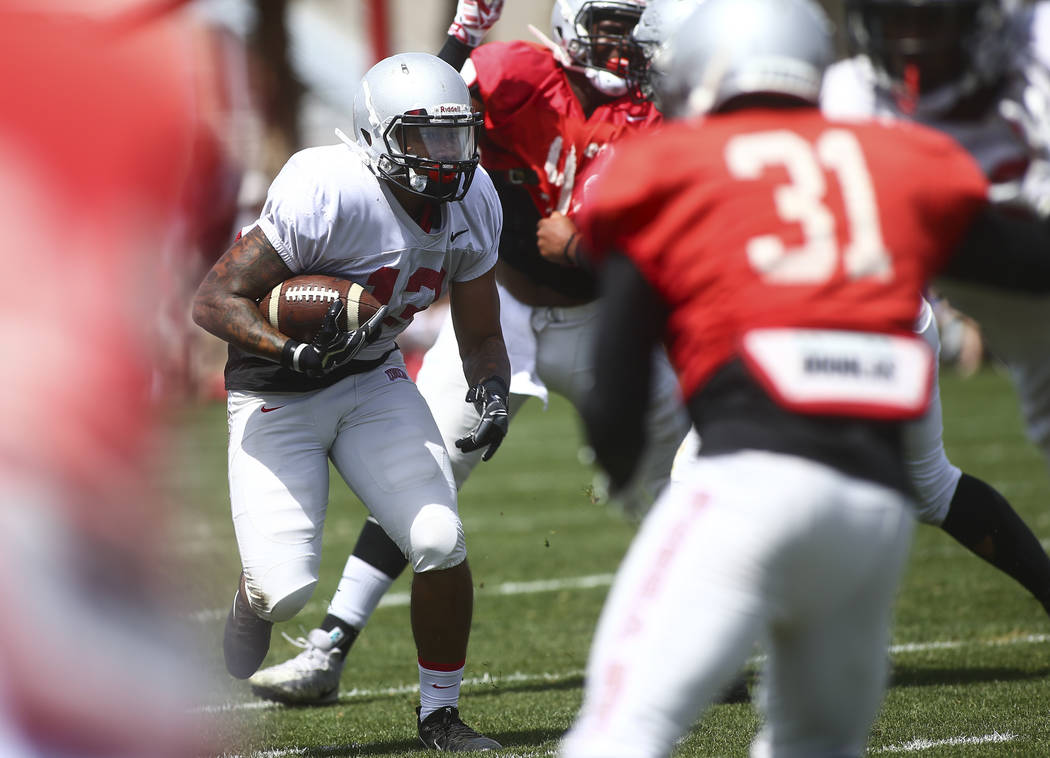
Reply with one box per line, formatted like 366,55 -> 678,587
658,0 -> 833,118
352,53 -> 481,201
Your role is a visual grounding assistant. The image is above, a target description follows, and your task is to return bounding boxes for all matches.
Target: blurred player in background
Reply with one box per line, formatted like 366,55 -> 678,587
193,52 -> 508,751
822,0 -> 1050,620
558,0 -> 1050,755
824,0 -> 1050,467
248,0 -> 694,708
554,0 -> 1050,625
0,1 -> 235,755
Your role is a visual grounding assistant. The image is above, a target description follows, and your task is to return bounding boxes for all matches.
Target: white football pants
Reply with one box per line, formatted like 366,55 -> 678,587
227,352 -> 463,622
561,450 -> 915,758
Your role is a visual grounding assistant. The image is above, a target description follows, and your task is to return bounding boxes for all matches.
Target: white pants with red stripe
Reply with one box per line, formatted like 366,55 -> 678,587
561,450 -> 914,758
227,352 -> 463,622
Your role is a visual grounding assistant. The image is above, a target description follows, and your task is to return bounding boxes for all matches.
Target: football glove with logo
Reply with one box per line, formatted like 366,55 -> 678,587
281,299 -> 388,377
448,0 -> 504,47
455,376 -> 509,460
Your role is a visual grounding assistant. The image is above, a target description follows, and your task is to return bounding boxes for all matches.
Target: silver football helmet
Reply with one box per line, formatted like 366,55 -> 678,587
352,53 -> 481,202
657,0 -> 833,119
626,0 -> 705,110
844,0 -> 1011,117
550,0 -> 646,95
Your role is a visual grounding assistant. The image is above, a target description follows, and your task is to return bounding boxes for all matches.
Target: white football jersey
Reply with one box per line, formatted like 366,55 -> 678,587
257,142 -> 501,362
821,1 -> 1050,181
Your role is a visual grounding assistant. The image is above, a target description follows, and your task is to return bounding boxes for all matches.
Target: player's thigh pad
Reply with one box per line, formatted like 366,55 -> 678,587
327,360 -> 465,572
227,390 -> 337,620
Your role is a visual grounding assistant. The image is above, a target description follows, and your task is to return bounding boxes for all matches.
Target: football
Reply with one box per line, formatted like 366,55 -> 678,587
258,274 -> 383,343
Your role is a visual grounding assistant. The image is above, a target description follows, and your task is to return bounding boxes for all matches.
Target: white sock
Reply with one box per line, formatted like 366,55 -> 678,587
327,555 -> 395,629
418,661 -> 464,721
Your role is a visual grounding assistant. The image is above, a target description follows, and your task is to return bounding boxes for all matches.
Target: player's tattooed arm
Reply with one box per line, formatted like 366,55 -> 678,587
450,267 -> 510,388
192,225 -> 296,362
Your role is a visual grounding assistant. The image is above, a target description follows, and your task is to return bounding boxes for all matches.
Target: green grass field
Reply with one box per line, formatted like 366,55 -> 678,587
166,366 -> 1050,757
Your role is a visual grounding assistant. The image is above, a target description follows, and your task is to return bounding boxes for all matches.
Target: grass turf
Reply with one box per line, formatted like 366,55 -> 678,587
164,365 -> 1050,757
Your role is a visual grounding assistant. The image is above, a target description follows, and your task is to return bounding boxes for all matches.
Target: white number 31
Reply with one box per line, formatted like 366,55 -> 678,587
725,129 -> 892,284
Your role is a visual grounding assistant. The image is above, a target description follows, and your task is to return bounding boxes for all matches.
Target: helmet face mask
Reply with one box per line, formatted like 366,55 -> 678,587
353,53 -> 482,202
844,0 -> 1008,115
379,109 -> 481,201
551,0 -> 646,90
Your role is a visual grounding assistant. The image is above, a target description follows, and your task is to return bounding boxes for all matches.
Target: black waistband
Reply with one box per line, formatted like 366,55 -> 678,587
687,360 -> 911,495
225,346 -> 399,393
340,347 -> 398,376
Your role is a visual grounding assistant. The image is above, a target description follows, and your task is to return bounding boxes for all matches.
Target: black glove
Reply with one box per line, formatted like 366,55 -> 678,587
281,299 -> 388,377
455,376 -> 509,461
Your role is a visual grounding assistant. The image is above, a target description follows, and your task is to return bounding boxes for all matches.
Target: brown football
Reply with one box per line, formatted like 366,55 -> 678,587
258,275 -> 383,343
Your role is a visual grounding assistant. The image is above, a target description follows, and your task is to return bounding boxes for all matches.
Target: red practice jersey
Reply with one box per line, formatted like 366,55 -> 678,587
577,108 -> 989,401
468,40 -> 661,218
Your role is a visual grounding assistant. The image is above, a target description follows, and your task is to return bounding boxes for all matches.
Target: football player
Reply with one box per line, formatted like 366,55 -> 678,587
192,53 -> 507,751
560,1 -> 1050,755
540,0 -> 1050,624
247,0 -> 694,707
820,0 -> 1050,622
0,2 -> 226,755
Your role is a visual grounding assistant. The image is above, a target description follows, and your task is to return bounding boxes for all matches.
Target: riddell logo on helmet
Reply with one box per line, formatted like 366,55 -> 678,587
436,104 -> 469,114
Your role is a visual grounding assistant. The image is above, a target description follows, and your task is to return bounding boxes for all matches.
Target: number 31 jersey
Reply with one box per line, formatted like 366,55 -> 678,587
576,108 -> 989,402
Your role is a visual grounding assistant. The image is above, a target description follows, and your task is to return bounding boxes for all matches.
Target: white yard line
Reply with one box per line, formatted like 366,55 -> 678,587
873,731 -> 1018,753
196,632 -> 1050,714
188,573 -> 617,623
194,668 -> 586,714
213,730 -> 1021,757
218,743 -> 562,755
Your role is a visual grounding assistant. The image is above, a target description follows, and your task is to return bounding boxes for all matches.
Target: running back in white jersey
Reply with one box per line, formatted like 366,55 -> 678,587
257,142 -> 502,362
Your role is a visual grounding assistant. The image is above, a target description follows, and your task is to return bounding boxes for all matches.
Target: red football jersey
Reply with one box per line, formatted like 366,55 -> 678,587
577,108 -> 989,401
468,40 -> 661,218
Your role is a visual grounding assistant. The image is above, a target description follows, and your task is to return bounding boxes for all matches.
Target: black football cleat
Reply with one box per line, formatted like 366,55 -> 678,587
417,706 -> 501,752
222,575 -> 273,679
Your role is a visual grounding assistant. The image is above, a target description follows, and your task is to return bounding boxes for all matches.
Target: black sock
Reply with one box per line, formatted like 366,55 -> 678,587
353,517 -> 410,580
940,473 -> 1050,613
321,614 -> 360,661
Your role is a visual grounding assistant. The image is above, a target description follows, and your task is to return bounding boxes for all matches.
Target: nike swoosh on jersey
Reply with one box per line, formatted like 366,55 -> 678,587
450,228 -> 469,242
260,405 -> 286,413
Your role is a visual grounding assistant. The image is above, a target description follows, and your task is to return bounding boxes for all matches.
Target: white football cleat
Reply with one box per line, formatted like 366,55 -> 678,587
248,627 -> 345,705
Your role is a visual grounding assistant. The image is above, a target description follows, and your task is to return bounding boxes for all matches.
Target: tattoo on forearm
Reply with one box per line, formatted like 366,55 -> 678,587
193,226 -> 292,362
464,336 -> 510,386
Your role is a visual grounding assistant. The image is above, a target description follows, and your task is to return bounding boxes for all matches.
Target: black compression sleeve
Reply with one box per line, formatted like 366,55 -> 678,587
437,35 -> 473,71
581,252 -> 667,490
943,207 -> 1050,293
